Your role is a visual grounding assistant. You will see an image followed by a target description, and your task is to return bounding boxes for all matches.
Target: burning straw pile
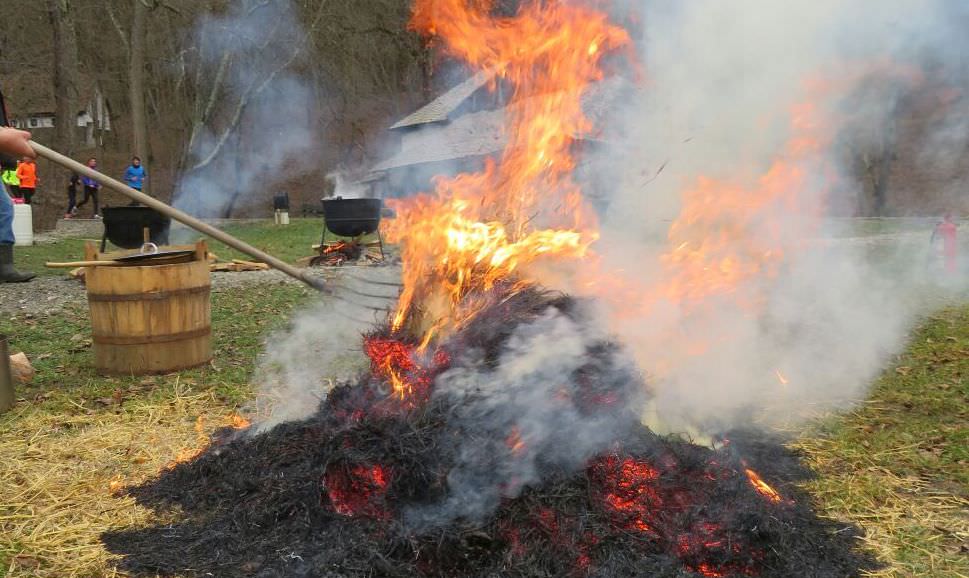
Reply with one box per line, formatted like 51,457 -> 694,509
106,1 -> 880,575
104,286 -> 874,578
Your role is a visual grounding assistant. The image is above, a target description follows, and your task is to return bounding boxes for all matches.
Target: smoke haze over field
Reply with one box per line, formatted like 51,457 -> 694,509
236,0 -> 969,531
253,0 -> 968,442
585,0 -> 969,434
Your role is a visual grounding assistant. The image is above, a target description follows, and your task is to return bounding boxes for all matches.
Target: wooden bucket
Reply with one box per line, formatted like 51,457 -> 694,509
85,241 -> 212,375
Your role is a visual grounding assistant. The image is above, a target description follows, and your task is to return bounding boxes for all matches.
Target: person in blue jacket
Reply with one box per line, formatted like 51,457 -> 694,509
123,156 -> 146,192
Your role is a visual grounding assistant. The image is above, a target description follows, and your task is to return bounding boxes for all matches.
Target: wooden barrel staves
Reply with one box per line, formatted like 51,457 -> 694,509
86,256 -> 212,375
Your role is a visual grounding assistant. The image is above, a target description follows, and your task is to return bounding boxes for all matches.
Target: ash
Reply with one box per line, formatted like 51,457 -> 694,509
103,288 -> 877,578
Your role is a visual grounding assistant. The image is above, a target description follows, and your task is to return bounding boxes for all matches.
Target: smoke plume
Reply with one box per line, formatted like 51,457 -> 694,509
584,0 -> 969,435
405,305 -> 644,529
249,0 -> 968,510
252,268 -> 401,430
172,1 -> 317,218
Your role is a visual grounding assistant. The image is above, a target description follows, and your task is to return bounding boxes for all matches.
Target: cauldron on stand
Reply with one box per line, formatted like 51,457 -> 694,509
320,197 -> 385,260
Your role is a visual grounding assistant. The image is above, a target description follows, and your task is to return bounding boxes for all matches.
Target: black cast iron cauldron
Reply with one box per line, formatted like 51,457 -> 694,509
101,206 -> 171,250
321,198 -> 383,238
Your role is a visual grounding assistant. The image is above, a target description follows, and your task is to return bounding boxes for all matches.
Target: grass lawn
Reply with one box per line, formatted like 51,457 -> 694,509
794,305 -> 969,577
13,218 -> 367,276
0,225 -> 966,577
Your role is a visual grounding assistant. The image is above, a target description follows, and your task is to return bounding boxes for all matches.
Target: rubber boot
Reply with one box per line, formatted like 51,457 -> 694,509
0,244 -> 34,283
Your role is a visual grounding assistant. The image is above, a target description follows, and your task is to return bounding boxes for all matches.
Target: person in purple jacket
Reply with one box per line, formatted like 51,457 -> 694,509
75,157 -> 101,218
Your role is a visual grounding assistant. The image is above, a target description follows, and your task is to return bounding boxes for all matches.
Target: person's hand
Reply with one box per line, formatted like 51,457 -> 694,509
0,128 -> 34,159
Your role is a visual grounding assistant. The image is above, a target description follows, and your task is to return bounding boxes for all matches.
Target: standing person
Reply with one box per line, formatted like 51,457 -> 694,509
123,156 -> 146,192
76,157 -> 101,218
15,156 -> 37,204
931,212 -> 959,275
65,172 -> 80,218
0,126 -> 36,282
1,161 -> 18,199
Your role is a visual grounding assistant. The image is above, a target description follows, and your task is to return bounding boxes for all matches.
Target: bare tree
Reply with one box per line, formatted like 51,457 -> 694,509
48,0 -> 80,157
129,0 -> 151,193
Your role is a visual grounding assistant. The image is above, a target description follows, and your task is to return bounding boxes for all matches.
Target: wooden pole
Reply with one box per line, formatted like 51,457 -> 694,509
0,335 -> 13,414
29,140 -> 326,291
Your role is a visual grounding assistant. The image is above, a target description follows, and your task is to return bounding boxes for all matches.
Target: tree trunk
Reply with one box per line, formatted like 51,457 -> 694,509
130,0 -> 151,195
48,0 -> 80,158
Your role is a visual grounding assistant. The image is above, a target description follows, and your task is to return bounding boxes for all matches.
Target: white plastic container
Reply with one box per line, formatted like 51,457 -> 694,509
12,203 -> 33,246
275,209 -> 290,225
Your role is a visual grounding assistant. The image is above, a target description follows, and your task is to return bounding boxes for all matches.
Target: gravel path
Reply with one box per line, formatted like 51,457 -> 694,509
0,264 -> 401,317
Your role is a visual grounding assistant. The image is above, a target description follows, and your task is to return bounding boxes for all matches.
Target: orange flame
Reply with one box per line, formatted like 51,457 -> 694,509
229,413 -> 252,430
506,426 -> 526,457
659,102 -> 826,311
386,0 -> 629,345
744,468 -> 783,504
774,370 -> 789,386
163,413 -> 251,470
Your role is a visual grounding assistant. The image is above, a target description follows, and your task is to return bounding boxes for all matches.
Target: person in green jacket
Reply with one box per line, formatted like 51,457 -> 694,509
1,164 -> 18,199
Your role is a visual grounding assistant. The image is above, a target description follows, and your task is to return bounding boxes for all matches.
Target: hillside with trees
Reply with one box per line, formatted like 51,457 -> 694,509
0,0 -> 435,227
0,0 -> 966,228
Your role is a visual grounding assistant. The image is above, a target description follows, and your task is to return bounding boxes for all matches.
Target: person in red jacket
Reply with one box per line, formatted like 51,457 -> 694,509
931,213 -> 959,275
15,156 -> 37,204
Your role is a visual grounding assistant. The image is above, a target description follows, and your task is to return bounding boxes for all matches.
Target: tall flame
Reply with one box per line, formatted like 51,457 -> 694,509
386,0 -> 629,344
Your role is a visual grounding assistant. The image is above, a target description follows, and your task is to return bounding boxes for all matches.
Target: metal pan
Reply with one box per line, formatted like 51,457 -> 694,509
112,243 -> 196,265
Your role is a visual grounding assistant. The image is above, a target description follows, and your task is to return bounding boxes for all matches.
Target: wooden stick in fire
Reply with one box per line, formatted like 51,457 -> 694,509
29,140 -> 326,292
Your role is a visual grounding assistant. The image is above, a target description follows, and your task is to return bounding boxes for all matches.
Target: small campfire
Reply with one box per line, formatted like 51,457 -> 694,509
105,1 -> 877,576
310,240 -> 384,267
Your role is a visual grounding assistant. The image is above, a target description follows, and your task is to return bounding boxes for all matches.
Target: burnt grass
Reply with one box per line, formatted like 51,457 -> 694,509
103,289 -> 879,578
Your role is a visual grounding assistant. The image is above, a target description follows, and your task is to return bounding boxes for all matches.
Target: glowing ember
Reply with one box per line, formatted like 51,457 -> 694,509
324,464 -> 391,519
363,337 -> 449,400
593,455 -> 662,535
774,369 -> 789,385
108,476 -> 125,494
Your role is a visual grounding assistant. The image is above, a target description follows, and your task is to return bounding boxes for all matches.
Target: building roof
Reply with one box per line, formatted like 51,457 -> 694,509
390,70 -> 496,130
373,75 -> 629,173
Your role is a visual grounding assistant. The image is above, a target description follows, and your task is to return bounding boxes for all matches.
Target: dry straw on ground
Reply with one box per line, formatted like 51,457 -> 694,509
2,384 -> 965,577
794,428 -> 969,578
0,379 -> 246,578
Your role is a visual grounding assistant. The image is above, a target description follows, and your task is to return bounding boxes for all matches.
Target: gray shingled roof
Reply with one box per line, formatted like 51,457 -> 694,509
374,76 -> 628,173
390,70 -> 496,130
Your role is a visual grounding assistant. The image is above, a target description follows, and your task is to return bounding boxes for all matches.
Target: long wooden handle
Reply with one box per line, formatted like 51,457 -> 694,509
29,141 -> 326,292
46,261 -> 122,268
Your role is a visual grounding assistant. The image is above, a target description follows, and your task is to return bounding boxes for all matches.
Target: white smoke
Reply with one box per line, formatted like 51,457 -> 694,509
252,268 -> 402,431
325,170 -> 371,199
405,306 -> 644,529
582,0 -> 969,434
172,1 -> 317,218
245,0 -> 968,459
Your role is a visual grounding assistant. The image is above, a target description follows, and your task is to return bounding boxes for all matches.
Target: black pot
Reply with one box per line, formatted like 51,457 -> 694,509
273,192 -> 290,211
321,198 -> 383,237
102,206 -> 171,249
